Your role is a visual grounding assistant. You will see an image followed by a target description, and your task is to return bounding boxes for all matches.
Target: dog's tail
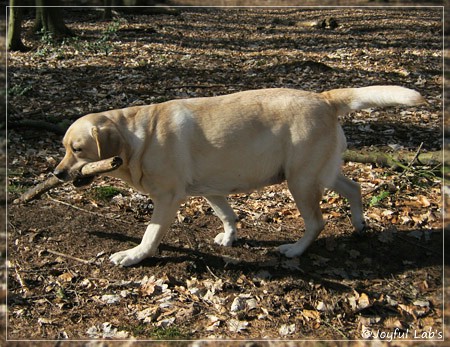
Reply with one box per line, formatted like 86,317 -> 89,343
321,85 -> 427,115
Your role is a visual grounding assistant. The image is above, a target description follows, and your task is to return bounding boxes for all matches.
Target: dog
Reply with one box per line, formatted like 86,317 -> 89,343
54,86 -> 426,266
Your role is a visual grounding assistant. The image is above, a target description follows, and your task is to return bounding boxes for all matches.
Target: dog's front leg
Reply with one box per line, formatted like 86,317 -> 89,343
110,196 -> 181,266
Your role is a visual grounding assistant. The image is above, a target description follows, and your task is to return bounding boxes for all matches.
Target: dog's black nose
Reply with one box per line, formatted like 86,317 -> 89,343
54,169 -> 69,180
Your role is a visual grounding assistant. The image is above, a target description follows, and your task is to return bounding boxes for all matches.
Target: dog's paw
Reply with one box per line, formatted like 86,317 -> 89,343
214,232 -> 236,247
109,246 -> 151,267
277,243 -> 303,258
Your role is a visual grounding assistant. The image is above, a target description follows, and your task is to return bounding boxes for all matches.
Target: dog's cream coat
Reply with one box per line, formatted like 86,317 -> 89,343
54,86 -> 425,266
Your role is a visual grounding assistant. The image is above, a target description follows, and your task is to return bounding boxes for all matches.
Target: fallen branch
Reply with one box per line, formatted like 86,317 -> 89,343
14,156 -> 123,204
342,149 -> 442,169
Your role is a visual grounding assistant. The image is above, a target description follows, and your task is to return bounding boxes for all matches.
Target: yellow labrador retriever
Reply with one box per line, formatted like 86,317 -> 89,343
54,86 -> 425,266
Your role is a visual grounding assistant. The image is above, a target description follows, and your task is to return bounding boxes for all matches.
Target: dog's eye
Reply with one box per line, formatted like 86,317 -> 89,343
72,147 -> 82,153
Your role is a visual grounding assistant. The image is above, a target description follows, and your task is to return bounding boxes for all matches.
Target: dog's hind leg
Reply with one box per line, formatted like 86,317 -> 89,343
329,173 -> 366,232
278,180 -> 325,258
205,195 -> 238,246
109,195 -> 182,266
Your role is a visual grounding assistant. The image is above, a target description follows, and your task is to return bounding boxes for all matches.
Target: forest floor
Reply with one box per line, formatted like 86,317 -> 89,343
5,6 -> 446,344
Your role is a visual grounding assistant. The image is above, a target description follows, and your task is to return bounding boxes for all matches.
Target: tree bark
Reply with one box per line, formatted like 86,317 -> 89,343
7,0 -> 28,51
34,0 -> 74,37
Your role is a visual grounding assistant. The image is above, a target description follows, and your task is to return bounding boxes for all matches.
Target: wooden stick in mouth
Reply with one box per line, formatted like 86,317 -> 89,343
13,156 -> 123,204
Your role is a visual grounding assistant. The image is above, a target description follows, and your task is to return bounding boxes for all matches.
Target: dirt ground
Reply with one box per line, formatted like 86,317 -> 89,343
5,6 -> 445,344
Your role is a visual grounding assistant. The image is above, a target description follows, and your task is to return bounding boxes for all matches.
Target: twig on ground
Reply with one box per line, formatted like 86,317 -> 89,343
46,195 -> 103,215
165,84 -> 231,90
14,265 -> 31,295
400,142 -> 424,177
45,248 -> 93,265
206,265 -> 221,280
46,194 -> 134,225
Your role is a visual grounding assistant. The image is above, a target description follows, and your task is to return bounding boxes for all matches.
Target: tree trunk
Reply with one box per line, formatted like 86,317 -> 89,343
7,0 -> 28,51
34,0 -> 74,37
103,0 -> 113,20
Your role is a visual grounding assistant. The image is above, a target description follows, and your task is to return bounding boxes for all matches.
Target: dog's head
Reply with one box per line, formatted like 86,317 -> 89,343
54,114 -> 122,187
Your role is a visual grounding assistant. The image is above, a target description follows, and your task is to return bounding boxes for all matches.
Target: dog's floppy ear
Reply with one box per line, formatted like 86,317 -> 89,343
90,123 -> 121,159
90,126 -> 102,158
